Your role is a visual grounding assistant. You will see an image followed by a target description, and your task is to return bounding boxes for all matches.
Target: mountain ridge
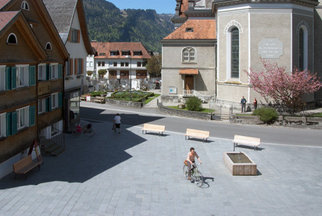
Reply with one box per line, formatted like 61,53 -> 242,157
83,0 -> 174,52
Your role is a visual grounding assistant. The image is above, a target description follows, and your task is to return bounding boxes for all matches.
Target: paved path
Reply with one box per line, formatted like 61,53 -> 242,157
0,120 -> 322,216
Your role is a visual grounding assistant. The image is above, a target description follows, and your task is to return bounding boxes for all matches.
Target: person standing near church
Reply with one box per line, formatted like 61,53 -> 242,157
241,96 -> 247,113
253,98 -> 258,110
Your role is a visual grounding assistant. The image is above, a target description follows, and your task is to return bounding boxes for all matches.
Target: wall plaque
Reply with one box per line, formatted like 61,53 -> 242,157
169,87 -> 177,94
258,38 -> 283,59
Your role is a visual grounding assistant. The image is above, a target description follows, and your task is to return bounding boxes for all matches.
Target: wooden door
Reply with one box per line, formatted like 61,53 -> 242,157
184,75 -> 194,94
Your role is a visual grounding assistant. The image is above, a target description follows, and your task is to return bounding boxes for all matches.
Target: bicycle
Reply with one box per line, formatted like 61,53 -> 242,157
183,161 -> 204,187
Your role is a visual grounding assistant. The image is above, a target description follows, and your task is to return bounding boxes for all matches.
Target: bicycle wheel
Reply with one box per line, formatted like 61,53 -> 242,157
183,165 -> 189,179
193,170 -> 204,187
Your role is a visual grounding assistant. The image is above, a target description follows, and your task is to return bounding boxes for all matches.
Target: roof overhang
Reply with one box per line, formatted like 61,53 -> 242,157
179,69 -> 199,75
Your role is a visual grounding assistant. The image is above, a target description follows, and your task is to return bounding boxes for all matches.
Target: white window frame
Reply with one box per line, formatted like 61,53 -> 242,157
21,1 -> 29,10
0,66 -> 5,91
17,106 -> 29,130
0,113 -> 6,138
51,93 -> 58,110
182,47 -> 196,63
16,65 -> 29,88
7,33 -> 18,44
50,63 -> 58,80
298,25 -> 308,71
38,98 -> 46,114
45,42 -> 52,50
38,64 -> 46,81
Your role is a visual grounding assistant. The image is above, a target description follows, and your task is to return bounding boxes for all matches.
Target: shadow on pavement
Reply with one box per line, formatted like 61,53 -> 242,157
0,107 -> 164,189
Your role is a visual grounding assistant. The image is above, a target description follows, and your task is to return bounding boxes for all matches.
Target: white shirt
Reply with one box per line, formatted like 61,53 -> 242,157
114,115 -> 121,124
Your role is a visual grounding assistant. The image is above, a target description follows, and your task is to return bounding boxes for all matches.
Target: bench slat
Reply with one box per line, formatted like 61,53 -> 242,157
233,135 -> 261,151
142,124 -> 165,134
13,155 -> 41,176
185,128 -> 209,141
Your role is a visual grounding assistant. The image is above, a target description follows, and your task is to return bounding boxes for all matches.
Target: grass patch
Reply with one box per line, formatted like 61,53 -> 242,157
144,94 -> 160,105
167,106 -> 214,113
236,113 -> 253,117
309,113 -> 322,117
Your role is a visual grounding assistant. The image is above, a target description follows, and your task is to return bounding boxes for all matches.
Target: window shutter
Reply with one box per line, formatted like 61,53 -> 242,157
11,111 -> 17,135
11,67 -> 16,89
70,59 -> 73,76
58,64 -> 63,78
48,65 -> 52,80
48,97 -> 52,112
81,59 -> 84,75
29,105 -> 36,126
6,112 -> 11,136
74,59 -> 78,75
5,67 -> 11,90
77,30 -> 80,43
29,65 -> 36,86
46,64 -> 49,80
45,98 -> 49,112
58,92 -> 63,108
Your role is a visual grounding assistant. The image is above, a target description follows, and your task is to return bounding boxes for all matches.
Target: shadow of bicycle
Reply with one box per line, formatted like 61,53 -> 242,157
199,176 -> 215,188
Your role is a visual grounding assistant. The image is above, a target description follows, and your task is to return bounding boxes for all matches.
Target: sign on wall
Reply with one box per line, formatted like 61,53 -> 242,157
258,38 -> 283,59
169,87 -> 177,94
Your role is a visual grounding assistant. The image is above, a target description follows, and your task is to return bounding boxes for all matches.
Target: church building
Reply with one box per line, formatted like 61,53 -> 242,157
162,0 -> 322,108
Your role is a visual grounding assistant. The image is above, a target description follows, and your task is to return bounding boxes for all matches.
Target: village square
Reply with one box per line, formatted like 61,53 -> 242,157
0,0 -> 322,215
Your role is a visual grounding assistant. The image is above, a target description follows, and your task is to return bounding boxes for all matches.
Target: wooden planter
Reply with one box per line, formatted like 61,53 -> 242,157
224,152 -> 257,176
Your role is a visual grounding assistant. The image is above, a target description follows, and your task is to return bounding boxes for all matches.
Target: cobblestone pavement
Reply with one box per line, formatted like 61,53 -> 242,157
0,121 -> 322,216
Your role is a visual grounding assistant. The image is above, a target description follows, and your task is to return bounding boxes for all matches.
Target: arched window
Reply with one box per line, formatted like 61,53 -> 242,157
46,42 -> 52,50
230,27 -> 239,78
182,47 -> 195,63
21,1 -> 29,10
298,26 -> 308,71
7,33 -> 17,44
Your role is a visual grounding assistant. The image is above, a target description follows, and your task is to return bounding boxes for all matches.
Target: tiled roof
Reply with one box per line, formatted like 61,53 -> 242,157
0,11 -> 18,32
91,42 -> 151,59
180,0 -> 189,17
164,19 -> 216,40
0,0 -> 10,9
43,0 -> 77,41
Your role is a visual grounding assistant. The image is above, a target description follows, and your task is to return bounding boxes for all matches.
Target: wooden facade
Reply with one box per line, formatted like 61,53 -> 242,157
0,0 -> 68,164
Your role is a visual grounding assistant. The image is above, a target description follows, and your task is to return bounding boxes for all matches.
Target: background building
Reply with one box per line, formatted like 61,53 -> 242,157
88,42 -> 151,91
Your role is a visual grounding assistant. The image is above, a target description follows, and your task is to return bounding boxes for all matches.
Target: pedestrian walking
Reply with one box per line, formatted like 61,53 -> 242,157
113,113 -> 121,134
253,98 -> 258,110
241,96 -> 247,113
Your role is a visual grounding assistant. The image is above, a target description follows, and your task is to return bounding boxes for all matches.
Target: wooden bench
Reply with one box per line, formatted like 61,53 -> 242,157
185,128 -> 209,142
142,123 -> 165,135
13,155 -> 41,178
233,135 -> 261,151
93,96 -> 105,104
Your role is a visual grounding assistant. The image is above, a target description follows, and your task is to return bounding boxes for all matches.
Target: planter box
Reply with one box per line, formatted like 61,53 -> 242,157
224,152 -> 257,176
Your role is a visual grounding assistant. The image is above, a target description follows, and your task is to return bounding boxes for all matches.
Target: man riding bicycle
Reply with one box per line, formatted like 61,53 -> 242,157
185,147 -> 202,180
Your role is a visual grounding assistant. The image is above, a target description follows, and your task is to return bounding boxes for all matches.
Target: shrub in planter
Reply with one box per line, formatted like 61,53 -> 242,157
185,96 -> 202,111
98,69 -> 107,78
253,107 -> 278,124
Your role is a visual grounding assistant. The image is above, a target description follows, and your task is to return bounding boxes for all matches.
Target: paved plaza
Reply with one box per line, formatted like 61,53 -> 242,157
0,120 -> 322,216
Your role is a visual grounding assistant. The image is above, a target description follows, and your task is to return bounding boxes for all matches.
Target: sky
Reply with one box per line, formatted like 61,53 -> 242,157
106,0 -> 176,14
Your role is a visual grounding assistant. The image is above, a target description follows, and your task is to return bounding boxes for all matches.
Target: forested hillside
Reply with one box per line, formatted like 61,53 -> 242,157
83,0 -> 174,52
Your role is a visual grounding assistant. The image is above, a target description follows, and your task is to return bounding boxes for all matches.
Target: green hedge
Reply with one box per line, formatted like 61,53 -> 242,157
110,91 -> 154,102
185,96 -> 202,111
90,91 -> 106,97
253,107 -> 278,124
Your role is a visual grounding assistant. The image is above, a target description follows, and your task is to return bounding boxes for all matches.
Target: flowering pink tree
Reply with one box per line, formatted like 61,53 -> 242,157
246,60 -> 322,113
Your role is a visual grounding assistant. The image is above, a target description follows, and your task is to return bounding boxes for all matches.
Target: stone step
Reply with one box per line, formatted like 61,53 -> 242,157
50,146 -> 65,156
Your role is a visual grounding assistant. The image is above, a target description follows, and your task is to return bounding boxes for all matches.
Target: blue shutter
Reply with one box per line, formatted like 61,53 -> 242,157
46,64 -> 49,80
11,111 -> 17,135
58,64 -> 63,79
58,92 -> 63,108
45,98 -> 49,112
29,105 -> 36,126
11,67 -> 16,89
6,112 -> 11,136
5,67 -> 11,90
48,65 -> 52,80
48,97 -> 52,112
29,65 -> 36,86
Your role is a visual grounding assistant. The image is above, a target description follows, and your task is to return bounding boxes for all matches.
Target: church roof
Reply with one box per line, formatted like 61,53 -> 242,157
164,19 -> 216,40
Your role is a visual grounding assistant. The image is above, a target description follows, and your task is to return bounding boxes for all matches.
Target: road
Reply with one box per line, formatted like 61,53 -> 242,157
81,102 -> 322,147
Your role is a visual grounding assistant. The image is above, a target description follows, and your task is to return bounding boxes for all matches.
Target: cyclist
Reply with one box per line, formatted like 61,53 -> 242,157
185,147 -> 202,180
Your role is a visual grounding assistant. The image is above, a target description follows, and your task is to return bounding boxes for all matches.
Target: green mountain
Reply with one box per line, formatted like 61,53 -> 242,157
83,0 -> 174,52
